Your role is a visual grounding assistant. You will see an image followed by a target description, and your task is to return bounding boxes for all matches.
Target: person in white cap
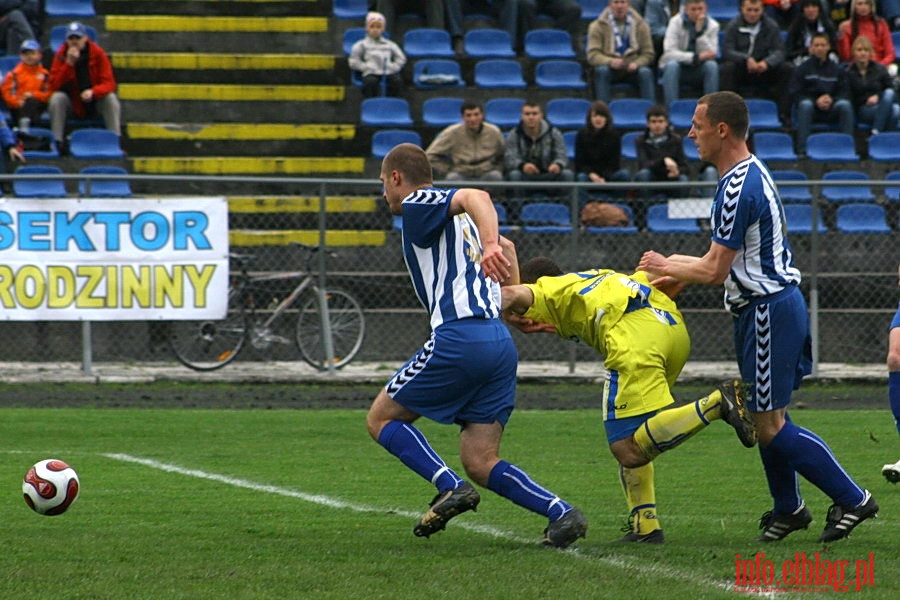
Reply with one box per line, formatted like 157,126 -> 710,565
348,12 -> 406,98
47,21 -> 121,155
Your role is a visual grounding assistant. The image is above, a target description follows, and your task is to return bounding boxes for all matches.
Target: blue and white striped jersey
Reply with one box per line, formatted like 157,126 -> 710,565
710,155 -> 802,312
400,187 -> 502,330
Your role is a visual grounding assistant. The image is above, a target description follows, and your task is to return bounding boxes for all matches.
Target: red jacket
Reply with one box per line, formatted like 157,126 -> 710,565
837,15 -> 895,66
48,39 -> 117,118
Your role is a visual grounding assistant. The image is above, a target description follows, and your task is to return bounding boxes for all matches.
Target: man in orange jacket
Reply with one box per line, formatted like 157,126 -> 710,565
1,39 -> 50,132
48,21 -> 120,154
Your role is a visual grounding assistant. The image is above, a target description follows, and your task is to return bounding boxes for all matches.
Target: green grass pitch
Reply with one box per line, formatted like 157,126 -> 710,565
1,401 -> 897,599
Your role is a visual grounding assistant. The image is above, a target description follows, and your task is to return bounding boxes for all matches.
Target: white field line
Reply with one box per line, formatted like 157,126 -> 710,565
101,452 -> 743,595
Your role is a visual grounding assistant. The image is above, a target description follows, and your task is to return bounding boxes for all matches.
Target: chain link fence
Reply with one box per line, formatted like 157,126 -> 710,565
0,175 -> 897,369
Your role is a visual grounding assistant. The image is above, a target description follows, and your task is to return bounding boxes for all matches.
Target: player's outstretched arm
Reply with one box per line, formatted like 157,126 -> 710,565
638,242 -> 736,286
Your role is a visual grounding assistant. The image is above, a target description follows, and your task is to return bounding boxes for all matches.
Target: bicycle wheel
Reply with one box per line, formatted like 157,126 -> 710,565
168,290 -> 248,371
295,288 -> 365,370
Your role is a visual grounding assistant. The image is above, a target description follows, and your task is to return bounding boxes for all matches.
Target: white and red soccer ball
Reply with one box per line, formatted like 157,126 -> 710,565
22,459 -> 80,516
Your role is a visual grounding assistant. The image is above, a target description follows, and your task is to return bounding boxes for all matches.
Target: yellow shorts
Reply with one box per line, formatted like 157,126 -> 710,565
601,307 -> 691,421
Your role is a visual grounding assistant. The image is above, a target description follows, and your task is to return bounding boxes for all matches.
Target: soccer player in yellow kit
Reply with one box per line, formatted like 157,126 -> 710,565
501,252 -> 757,543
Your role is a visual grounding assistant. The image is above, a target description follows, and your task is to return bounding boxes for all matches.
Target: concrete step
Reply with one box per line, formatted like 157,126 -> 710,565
97,0 -> 324,17
112,52 -> 343,84
129,156 -> 365,176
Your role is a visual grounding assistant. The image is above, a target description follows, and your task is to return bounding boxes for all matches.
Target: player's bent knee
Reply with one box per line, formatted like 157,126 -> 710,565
609,439 -> 650,468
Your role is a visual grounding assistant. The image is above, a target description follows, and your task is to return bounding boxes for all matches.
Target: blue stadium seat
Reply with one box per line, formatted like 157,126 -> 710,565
463,28 -> 516,57
403,28 -> 455,58
682,136 -> 699,161
333,0 -> 368,19
13,165 -> 67,198
474,59 -> 527,89
520,202 -> 572,233
360,97 -> 413,127
782,203 -> 826,234
45,0 -> 95,18
806,133 -> 859,161
753,132 -> 798,162
578,0 -> 607,20
563,130 -> 577,160
49,23 -> 97,50
893,31 -> 900,61
412,59 -> 465,89
69,128 -> 125,159
534,60 -> 587,90
746,99 -> 782,130
371,129 -> 422,159
707,0 -> 739,22
646,203 -> 701,233
822,170 -> 876,203
78,165 -> 132,197
621,131 -> 640,161
835,203 -> 891,233
546,98 -> 591,129
668,99 -> 695,130
0,55 -> 19,76
524,29 -> 576,59
494,203 -> 512,234
421,97 -> 464,127
866,132 -> 900,162
19,127 -> 59,159
585,203 -> 638,235
485,97 -> 525,129
610,98 -> 652,130
771,170 -> 812,203
885,170 -> 900,203
342,28 -> 366,55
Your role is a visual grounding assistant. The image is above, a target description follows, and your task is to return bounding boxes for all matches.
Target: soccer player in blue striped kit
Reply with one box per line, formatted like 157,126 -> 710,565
883,264 -> 900,483
639,91 -> 878,543
365,142 -> 587,548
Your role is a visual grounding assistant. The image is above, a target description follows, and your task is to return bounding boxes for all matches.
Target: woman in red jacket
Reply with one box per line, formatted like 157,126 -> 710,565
47,21 -> 120,153
836,0 -> 896,75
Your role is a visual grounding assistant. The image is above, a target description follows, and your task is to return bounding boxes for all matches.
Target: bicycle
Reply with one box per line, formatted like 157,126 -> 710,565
168,244 -> 366,371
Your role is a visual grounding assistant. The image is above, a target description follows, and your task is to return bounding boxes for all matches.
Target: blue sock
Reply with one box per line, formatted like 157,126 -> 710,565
890,371 -> 900,434
378,421 -> 463,492
487,460 -> 571,520
758,443 -> 802,515
768,420 -> 865,507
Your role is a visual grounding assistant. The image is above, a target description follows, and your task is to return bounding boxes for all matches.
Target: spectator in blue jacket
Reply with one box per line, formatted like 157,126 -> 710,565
789,32 -> 853,155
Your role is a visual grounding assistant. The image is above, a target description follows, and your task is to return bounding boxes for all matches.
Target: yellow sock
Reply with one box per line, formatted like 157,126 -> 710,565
633,391 -> 723,460
619,463 -> 660,534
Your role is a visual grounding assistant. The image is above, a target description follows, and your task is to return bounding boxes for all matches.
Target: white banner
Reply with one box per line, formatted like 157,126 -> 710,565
0,197 -> 229,321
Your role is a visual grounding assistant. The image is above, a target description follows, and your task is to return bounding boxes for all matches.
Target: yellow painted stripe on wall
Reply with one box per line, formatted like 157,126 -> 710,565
119,84 -> 344,101
228,196 -> 378,213
230,230 -> 386,247
112,53 -> 334,70
105,16 -> 328,32
132,157 -> 365,175
126,122 -> 355,141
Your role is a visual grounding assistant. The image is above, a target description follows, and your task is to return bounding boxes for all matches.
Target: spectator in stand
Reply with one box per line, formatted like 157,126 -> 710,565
642,0 -> 675,58
445,1 -> 530,53
574,100 -> 631,202
836,0 -> 897,77
505,101 -> 573,199
587,0 -> 657,102
720,0 -> 794,125
659,0 -> 720,106
425,100 -> 506,182
789,32 -> 854,156
763,0 -> 801,29
634,104 -> 689,199
0,119 -> 25,179
526,1 -> 584,53
0,2 -> 35,56
845,35 -> 897,135
348,12 -> 406,99
785,0 -> 838,66
1,39 -> 50,132
48,21 -> 121,155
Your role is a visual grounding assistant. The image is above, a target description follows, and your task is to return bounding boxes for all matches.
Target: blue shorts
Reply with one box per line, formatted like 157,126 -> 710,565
733,285 -> 812,413
605,411 -> 658,444
891,303 -> 900,330
385,318 -> 516,427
